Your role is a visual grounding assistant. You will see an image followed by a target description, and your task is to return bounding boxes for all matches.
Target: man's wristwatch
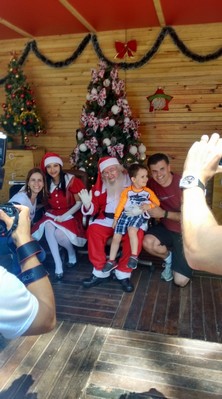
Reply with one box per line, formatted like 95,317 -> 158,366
179,175 -> 205,191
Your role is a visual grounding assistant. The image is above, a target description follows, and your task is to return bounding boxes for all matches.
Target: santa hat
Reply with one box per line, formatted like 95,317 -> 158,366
93,156 -> 120,196
40,152 -> 63,173
98,156 -> 120,172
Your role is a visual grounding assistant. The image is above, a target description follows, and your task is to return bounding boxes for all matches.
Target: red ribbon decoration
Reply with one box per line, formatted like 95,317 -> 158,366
114,40 -> 137,59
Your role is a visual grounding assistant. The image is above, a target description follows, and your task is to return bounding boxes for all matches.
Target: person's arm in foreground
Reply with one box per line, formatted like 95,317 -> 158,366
0,205 -> 56,336
181,133 -> 222,273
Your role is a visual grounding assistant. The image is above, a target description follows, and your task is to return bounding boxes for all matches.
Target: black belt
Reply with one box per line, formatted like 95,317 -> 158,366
104,212 -> 114,219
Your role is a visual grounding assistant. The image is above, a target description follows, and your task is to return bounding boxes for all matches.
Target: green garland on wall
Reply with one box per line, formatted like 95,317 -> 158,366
0,26 -> 222,85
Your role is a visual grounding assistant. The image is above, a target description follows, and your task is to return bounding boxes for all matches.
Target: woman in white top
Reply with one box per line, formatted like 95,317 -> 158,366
8,168 -> 48,275
10,167 -> 47,223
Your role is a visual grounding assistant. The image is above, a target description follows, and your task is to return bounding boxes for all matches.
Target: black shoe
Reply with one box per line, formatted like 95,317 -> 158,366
82,274 -> 106,288
66,262 -> 76,268
55,273 -> 64,281
110,270 -> 118,281
119,278 -> 134,293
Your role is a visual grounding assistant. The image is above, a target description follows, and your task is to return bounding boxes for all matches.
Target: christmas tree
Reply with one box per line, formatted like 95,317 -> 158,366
0,55 -> 45,146
70,60 -> 146,186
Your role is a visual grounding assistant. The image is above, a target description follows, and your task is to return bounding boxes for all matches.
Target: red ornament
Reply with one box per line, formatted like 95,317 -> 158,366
146,87 -> 173,112
114,40 -> 137,59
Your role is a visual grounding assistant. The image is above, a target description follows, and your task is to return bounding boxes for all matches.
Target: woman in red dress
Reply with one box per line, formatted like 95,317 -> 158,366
32,152 -> 86,280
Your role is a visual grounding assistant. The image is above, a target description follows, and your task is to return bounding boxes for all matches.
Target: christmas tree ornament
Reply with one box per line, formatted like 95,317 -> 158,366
146,87 -> 173,112
103,138 -> 111,146
103,79 -> 110,87
140,153 -> 146,161
114,40 -> 137,59
138,143 -> 146,154
79,143 -> 88,152
126,155 -> 134,163
76,130 -> 84,140
129,145 -> 138,155
111,136 -> 117,145
108,118 -> 115,127
111,105 -> 120,114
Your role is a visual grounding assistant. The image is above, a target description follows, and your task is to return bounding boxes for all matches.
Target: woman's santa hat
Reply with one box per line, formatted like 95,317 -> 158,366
40,152 -> 63,173
93,156 -> 120,196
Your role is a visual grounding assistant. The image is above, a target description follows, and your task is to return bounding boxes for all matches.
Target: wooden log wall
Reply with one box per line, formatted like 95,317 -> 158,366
0,24 -> 222,176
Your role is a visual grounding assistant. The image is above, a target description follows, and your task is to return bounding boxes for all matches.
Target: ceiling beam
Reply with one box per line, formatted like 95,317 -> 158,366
59,0 -> 96,33
0,17 -> 33,38
153,0 -> 166,26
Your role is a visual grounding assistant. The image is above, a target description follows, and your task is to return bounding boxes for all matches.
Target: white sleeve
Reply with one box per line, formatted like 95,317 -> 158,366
10,191 -> 28,206
0,267 -> 39,339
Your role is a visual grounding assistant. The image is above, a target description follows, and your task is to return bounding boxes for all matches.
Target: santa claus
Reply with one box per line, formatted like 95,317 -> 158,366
79,156 -> 144,292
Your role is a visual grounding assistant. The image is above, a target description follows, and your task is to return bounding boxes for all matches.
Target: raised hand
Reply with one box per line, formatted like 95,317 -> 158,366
78,189 -> 92,210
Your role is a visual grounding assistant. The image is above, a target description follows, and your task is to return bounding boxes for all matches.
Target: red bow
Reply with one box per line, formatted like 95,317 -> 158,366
114,40 -> 137,59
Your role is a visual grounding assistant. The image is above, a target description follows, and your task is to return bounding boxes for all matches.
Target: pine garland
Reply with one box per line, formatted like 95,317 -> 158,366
0,26 -> 222,85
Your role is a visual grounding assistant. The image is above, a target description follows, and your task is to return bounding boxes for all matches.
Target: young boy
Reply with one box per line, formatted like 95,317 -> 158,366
102,163 -> 160,272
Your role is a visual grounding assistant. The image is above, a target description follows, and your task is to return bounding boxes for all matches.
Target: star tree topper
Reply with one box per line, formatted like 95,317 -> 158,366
147,87 -> 173,112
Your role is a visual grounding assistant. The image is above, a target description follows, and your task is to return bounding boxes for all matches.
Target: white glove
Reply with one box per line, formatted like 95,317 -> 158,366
54,214 -> 69,223
78,189 -> 92,210
125,205 -> 143,217
54,201 -> 81,222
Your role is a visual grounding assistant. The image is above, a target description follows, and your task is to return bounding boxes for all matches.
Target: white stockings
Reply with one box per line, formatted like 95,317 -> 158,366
44,222 -> 76,274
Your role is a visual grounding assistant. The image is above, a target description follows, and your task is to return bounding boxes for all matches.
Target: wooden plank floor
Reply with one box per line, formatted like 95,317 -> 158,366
49,250 -> 222,343
1,321 -> 222,398
1,249 -> 222,398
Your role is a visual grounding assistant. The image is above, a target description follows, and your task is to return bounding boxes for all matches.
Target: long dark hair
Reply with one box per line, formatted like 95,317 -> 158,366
46,165 -> 67,195
25,167 -> 48,203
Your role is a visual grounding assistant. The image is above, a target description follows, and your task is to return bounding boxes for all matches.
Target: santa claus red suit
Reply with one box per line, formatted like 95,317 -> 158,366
80,157 -> 144,292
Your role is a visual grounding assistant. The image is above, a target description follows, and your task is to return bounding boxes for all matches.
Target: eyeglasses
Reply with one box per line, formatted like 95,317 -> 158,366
102,167 -> 117,178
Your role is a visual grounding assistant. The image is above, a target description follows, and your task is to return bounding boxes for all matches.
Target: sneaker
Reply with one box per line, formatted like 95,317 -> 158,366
127,256 -> 138,270
102,260 -> 117,273
161,262 -> 173,282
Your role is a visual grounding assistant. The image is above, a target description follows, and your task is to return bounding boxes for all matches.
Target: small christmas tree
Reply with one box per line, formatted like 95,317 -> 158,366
70,60 -> 146,186
0,55 -> 45,146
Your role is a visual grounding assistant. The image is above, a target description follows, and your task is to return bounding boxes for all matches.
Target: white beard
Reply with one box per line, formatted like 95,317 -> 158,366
105,173 -> 125,201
